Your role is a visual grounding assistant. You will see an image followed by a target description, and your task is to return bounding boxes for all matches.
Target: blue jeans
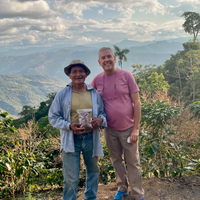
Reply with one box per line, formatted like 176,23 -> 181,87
62,132 -> 100,200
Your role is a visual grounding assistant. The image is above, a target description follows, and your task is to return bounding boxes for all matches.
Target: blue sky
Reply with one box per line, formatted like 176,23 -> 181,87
0,0 -> 200,49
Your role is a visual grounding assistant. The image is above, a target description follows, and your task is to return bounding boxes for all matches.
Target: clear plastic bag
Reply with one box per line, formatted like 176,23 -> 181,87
77,109 -> 92,128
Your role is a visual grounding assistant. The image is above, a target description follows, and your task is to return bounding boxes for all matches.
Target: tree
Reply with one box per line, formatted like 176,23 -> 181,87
184,42 -> 200,102
147,72 -> 169,94
164,40 -> 200,104
132,64 -> 156,80
182,12 -> 200,40
113,45 -> 130,68
165,54 -> 188,103
45,92 -> 56,106
18,105 -> 36,120
132,64 -> 168,96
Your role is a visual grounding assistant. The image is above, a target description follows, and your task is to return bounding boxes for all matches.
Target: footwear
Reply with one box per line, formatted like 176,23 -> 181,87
114,190 -> 128,199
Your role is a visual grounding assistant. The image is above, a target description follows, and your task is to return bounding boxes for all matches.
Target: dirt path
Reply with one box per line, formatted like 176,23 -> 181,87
76,176 -> 200,200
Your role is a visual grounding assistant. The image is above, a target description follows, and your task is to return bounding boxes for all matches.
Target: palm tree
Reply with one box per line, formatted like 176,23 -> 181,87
113,45 -> 130,69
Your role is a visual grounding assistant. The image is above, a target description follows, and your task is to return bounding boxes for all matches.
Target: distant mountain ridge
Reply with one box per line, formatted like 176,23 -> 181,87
0,37 -> 190,57
0,38 -> 190,115
0,40 -> 184,83
0,74 -> 68,115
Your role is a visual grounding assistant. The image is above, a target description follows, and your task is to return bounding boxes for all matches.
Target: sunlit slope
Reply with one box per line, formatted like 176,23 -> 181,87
0,74 -> 68,115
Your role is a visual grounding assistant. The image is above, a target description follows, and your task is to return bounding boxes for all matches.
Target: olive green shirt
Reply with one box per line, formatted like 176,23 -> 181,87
71,90 -> 93,133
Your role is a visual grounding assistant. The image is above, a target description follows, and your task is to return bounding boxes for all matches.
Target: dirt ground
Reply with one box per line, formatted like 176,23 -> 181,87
15,175 -> 200,200
76,175 -> 200,200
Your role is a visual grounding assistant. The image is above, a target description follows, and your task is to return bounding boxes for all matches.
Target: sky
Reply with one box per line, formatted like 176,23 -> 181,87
0,0 -> 200,49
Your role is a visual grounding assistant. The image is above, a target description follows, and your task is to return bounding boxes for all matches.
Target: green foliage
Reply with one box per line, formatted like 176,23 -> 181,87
0,117 -> 63,199
18,106 -> 37,121
140,100 -> 200,178
1,100 -> 200,199
132,64 -> 168,96
113,45 -> 130,68
0,121 -> 43,198
164,40 -> 200,104
38,116 -> 49,131
188,101 -> 200,118
0,110 -> 16,133
0,149 -> 44,198
13,92 -> 57,132
146,72 -> 169,93
140,100 -> 189,177
141,100 -> 182,130
98,138 -> 115,184
182,12 -> 200,39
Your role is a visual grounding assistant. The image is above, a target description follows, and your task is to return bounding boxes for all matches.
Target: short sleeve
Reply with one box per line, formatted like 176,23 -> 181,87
127,71 -> 139,94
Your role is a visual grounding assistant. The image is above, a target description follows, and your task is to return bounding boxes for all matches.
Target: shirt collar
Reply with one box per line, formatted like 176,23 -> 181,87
67,82 -> 93,91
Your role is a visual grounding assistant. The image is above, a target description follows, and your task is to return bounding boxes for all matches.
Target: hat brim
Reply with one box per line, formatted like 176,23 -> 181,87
64,63 -> 91,76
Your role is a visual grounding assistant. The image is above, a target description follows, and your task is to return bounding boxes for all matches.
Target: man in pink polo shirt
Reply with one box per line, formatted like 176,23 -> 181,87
91,47 -> 144,200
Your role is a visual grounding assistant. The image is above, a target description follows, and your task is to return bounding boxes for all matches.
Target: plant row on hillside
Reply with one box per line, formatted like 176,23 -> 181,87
0,97 -> 200,199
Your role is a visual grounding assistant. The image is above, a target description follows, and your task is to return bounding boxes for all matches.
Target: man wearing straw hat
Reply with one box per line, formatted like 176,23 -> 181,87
49,59 -> 107,200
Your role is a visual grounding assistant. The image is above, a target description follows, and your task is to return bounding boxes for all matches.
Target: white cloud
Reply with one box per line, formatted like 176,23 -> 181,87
0,17 -> 67,35
159,19 -> 185,33
21,35 -> 39,44
117,6 -> 135,18
102,0 -> 165,15
176,0 -> 200,4
0,0 -> 192,47
0,0 -> 55,19
83,25 -> 87,29
56,0 -> 166,17
167,2 -> 200,16
138,1 -> 166,15
16,0 -> 39,2
54,1 -> 91,19
98,9 -> 103,15
79,36 -> 92,42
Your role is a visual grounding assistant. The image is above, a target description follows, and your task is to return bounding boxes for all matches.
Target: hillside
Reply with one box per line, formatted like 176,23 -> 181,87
0,74 -> 68,115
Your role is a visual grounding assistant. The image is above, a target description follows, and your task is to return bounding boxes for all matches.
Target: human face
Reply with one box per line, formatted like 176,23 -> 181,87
68,66 -> 87,84
98,50 -> 116,75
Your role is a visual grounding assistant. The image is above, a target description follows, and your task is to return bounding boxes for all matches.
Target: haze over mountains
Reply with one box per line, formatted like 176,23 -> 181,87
0,37 -> 190,115
0,39 -> 186,83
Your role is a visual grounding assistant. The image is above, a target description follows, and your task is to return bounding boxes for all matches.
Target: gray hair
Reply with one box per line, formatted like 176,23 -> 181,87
98,47 -> 115,59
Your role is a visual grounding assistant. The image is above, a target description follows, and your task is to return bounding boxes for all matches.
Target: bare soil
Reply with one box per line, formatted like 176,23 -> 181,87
77,176 -> 200,200
15,175 -> 200,200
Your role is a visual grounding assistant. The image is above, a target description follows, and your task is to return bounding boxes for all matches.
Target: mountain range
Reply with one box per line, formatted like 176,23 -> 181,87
0,38 -> 191,115
0,40 -> 185,84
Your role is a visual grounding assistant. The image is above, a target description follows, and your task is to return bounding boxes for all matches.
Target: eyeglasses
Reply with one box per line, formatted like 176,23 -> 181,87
102,72 -> 117,101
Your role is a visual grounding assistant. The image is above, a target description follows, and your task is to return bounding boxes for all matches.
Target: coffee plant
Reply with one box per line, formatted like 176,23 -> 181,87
139,100 -> 199,178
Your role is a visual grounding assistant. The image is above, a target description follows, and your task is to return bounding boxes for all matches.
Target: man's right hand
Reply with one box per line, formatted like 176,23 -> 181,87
69,123 -> 85,134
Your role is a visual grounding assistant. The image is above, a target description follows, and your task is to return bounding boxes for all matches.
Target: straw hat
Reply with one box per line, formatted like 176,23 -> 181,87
64,59 -> 91,76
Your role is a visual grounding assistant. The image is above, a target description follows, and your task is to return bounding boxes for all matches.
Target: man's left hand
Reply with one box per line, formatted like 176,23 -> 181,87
91,117 -> 102,130
130,129 -> 139,143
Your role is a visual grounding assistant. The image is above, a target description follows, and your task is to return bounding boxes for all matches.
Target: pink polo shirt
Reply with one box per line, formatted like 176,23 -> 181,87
91,69 -> 139,131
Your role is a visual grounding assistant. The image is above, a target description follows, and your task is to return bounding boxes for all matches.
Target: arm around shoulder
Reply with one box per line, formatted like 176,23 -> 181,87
95,90 -> 107,128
